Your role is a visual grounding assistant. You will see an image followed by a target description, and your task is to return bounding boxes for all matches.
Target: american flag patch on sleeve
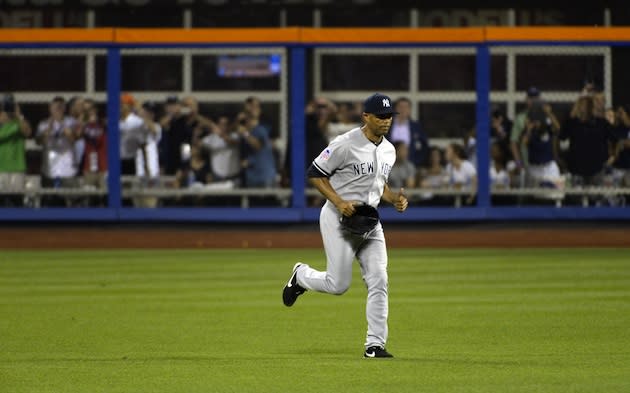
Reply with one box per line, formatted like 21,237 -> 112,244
319,148 -> 331,161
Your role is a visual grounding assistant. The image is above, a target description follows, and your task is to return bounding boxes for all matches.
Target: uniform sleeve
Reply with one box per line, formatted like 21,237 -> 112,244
311,138 -> 347,177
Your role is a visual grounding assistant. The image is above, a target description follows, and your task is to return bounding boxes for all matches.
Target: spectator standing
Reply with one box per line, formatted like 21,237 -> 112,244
328,102 -> 360,140
510,87 -> 542,174
491,108 -> 514,162
388,141 -> 416,190
134,101 -> 162,208
610,105 -> 630,187
0,94 -> 31,207
181,96 -> 216,145
559,95 -> 614,187
119,93 -> 144,176
521,101 -> 562,187
67,96 -> 86,173
36,96 -> 80,206
80,99 -> 107,204
238,112 -> 276,188
135,101 -> 161,181
160,96 -> 193,175
388,97 -> 430,167
243,95 -> 284,174
305,97 -> 335,171
201,115 -> 241,185
445,143 -> 477,205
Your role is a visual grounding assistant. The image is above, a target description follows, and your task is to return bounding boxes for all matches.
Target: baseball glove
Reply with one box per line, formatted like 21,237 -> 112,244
340,204 -> 380,235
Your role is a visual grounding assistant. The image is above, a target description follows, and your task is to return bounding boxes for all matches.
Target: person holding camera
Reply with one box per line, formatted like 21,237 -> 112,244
237,111 -> 276,189
521,100 -> 562,187
510,87 -> 543,175
200,115 -> 241,186
0,94 -> 32,207
36,96 -> 81,206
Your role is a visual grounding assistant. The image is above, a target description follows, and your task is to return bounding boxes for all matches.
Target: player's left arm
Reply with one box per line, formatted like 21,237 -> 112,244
382,184 -> 408,212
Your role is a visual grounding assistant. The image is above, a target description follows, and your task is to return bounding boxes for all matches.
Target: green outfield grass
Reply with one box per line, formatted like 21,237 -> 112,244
1,248 -> 629,393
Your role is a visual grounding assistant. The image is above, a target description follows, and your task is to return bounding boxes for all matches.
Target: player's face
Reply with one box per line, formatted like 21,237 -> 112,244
364,113 -> 393,136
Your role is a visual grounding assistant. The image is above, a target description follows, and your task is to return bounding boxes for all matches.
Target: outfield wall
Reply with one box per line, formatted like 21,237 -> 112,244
2,27 -> 630,223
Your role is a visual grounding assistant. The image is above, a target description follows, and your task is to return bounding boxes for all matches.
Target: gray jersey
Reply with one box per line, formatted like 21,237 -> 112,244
312,127 -> 396,207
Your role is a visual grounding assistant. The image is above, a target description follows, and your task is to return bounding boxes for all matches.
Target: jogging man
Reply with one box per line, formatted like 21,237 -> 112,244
283,93 -> 408,358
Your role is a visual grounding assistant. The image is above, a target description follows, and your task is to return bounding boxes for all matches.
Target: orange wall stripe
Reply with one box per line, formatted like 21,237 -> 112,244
300,28 -> 484,43
114,28 -> 301,43
0,28 -> 114,43
485,27 -> 630,42
2,27 -> 630,44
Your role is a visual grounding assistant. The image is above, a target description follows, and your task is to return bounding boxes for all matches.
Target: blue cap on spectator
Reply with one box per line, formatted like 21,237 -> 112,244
527,87 -> 541,98
166,95 -> 179,104
363,93 -> 398,115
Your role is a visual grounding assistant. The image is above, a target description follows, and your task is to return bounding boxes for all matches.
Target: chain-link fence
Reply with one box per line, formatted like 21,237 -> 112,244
2,29 -> 630,215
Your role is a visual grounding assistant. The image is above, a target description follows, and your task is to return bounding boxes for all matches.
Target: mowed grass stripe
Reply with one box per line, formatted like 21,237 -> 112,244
1,249 -> 629,393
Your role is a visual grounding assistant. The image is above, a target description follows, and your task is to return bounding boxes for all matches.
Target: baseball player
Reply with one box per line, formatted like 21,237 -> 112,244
283,93 -> 408,358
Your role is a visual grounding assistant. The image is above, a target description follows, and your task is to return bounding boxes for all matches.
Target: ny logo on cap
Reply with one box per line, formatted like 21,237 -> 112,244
382,98 -> 390,108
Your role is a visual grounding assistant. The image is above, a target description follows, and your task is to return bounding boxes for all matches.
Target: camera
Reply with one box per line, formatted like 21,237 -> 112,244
1,94 -> 16,113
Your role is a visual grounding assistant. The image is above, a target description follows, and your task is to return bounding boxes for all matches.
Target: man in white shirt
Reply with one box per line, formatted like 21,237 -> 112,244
36,96 -> 80,206
201,115 -> 241,184
119,93 -> 145,176
133,101 -> 162,208
135,101 -> 162,181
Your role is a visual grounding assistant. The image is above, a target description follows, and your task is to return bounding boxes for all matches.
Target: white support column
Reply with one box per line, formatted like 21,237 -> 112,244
604,8 -> 611,26
507,8 -> 516,26
86,50 -> 95,96
409,51 -> 419,120
507,49 -> 516,120
280,8 -> 287,27
183,8 -> 192,29
313,49 -> 321,99
279,48 -> 288,157
86,9 -> 95,28
604,47 -> 612,106
183,51 -> 192,95
313,8 -> 321,28
410,8 -> 419,27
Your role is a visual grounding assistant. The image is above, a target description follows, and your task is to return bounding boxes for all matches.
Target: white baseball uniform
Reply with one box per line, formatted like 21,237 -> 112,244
296,127 -> 396,349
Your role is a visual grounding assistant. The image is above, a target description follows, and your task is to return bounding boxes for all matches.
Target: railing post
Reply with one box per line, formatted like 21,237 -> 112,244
290,46 -> 306,209
106,47 -> 121,209
475,44 -> 491,208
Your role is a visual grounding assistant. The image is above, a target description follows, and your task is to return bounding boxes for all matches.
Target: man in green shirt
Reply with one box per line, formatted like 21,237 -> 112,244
510,87 -> 542,172
0,94 -> 32,206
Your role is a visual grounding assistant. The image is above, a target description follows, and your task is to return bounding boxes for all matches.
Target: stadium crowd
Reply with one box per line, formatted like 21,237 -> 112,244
1,85 -> 630,207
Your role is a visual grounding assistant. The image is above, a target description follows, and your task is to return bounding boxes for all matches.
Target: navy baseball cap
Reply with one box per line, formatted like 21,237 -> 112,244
363,93 -> 398,115
526,87 -> 541,98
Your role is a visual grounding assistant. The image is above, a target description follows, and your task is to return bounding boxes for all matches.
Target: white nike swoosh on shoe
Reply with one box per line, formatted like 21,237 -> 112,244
365,351 -> 376,358
286,264 -> 302,288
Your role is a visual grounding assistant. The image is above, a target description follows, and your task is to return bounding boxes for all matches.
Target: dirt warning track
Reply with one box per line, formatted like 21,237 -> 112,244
0,224 -> 627,249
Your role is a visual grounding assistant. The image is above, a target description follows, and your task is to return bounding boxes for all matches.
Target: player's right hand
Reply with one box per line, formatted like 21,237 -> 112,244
336,200 -> 357,217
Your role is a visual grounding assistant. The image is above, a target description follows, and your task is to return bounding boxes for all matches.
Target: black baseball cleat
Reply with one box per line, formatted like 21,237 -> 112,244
364,346 -> 394,358
282,263 -> 307,307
